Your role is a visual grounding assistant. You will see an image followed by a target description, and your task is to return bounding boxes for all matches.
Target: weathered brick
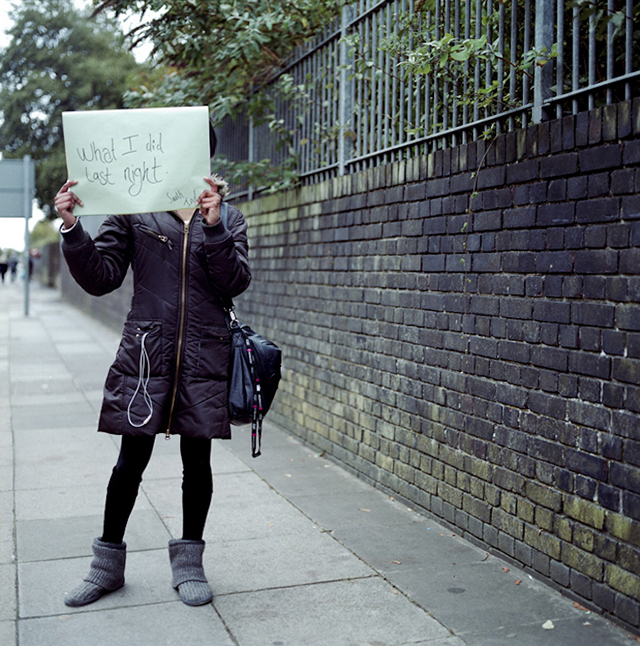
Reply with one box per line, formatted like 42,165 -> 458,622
563,495 -> 605,529
573,249 -> 618,274
610,462 -> 640,494
615,593 -> 640,627
492,507 -> 524,539
576,197 -> 620,223
607,564 -> 640,601
533,300 -> 571,323
525,525 -> 561,560
580,143 -> 622,171
537,202 -> 575,226
528,436 -> 565,466
562,544 -> 604,580
613,358 -> 640,385
541,152 -> 578,177
526,481 -> 562,511
566,449 -> 608,480
550,560 -> 571,586
536,251 -> 573,273
616,305 -> 640,331
620,249 -> 640,274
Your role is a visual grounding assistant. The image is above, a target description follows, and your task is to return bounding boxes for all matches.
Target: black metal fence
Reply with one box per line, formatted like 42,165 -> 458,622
217,0 -> 639,199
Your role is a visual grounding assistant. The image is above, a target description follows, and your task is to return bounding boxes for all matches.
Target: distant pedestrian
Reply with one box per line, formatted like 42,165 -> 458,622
8,256 -> 18,282
54,124 -> 251,608
0,254 -> 8,284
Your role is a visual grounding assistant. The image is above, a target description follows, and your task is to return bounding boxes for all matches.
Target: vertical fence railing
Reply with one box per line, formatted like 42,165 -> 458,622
220,0 -> 638,197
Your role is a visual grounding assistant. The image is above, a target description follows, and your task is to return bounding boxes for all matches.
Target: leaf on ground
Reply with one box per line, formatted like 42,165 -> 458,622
391,560 -> 402,565
514,580 -> 522,585
542,620 -> 555,630
501,567 -> 510,573
573,602 -> 589,611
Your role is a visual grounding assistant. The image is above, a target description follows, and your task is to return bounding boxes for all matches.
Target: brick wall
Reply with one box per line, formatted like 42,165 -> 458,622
59,100 -> 640,632
236,100 -> 640,631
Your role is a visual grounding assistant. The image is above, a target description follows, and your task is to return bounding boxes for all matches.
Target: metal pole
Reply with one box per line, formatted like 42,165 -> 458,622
338,4 -> 355,176
533,0 -> 554,123
23,155 -> 33,317
248,114 -> 254,201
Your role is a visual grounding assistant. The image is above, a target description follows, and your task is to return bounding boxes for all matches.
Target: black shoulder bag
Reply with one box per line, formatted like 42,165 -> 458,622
220,203 -> 282,457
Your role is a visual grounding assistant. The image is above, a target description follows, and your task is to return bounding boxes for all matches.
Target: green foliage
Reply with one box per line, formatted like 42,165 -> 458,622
30,219 -> 61,249
97,0 -> 342,115
0,0 -> 139,216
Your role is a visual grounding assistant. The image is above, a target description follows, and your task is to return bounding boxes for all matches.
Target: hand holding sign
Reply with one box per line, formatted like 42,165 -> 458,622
197,177 -> 224,225
54,180 -> 83,229
62,107 -> 211,216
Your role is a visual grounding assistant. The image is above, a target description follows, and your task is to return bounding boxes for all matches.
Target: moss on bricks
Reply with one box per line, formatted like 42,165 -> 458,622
563,495 -> 605,529
526,481 -> 563,511
607,564 -> 640,600
524,525 -> 562,560
562,544 -> 604,580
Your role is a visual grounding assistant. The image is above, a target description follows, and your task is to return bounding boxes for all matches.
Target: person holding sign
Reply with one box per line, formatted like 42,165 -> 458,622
54,125 -> 251,608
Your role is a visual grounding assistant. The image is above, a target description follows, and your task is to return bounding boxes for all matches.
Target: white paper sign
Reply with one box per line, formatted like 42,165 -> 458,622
62,106 -> 211,216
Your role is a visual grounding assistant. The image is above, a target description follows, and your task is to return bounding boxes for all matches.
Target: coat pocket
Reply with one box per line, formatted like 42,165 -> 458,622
194,325 -> 230,380
135,223 -> 174,250
113,320 -> 164,377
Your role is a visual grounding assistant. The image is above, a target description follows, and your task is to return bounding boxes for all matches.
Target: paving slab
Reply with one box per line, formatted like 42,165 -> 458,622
207,530 -> 375,595
10,401 -> 99,432
144,471 -> 317,541
0,620 -> 16,646
0,563 -> 17,623
0,490 -> 15,565
19,602 -> 234,646
15,484 -> 112,521
16,509 -> 170,562
215,577 -> 464,646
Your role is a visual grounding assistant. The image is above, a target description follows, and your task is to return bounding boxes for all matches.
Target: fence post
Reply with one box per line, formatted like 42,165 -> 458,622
338,4 -> 355,176
533,0 -> 554,123
248,114 -> 255,201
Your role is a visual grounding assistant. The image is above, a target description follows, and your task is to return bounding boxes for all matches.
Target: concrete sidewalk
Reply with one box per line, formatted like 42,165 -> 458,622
0,280 -> 635,646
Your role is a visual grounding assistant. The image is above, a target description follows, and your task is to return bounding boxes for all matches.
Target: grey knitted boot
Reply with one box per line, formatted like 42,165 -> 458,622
168,539 -> 213,606
64,538 -> 126,607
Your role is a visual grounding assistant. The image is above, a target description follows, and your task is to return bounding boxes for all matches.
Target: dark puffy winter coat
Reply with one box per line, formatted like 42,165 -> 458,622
61,208 -> 251,439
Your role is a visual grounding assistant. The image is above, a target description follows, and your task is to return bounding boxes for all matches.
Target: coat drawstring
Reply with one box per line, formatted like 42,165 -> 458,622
126,332 -> 153,428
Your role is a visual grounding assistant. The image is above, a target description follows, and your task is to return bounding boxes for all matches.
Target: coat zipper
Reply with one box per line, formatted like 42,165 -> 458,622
165,219 -> 191,439
140,225 -> 173,249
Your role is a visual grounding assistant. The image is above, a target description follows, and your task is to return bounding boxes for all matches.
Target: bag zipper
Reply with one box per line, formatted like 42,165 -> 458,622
165,219 -> 191,439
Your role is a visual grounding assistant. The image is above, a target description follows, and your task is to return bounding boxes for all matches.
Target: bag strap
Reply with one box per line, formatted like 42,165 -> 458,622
218,202 -> 234,313
242,330 -> 263,458
230,317 -> 263,458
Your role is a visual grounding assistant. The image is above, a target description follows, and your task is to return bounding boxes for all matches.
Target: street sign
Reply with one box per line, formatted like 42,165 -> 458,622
0,157 -> 35,217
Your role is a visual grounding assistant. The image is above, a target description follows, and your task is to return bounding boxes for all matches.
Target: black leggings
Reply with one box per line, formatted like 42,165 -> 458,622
101,435 -> 213,544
